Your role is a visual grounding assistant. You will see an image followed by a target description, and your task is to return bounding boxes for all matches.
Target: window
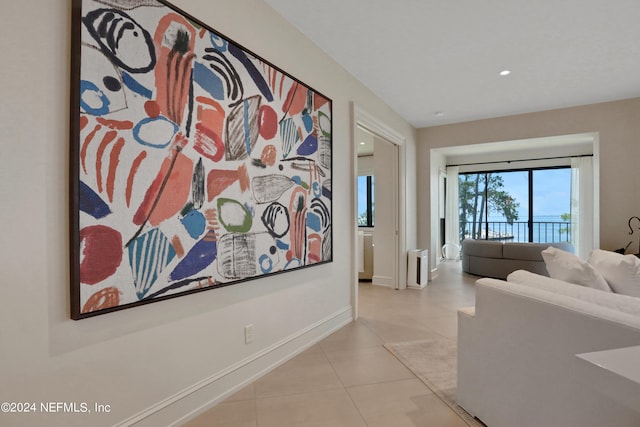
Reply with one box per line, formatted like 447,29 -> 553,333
459,167 -> 571,243
358,175 -> 374,227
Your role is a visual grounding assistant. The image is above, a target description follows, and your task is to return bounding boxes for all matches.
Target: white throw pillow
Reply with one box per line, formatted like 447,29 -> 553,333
588,249 -> 640,297
541,246 -> 612,292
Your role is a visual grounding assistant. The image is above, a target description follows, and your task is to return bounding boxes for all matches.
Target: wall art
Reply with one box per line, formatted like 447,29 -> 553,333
70,0 -> 332,319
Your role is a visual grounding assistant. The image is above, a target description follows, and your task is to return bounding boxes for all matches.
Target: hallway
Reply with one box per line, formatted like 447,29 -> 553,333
185,261 -> 478,426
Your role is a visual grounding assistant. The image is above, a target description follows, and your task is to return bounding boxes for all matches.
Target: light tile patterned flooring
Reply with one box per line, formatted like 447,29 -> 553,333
184,261 -> 478,426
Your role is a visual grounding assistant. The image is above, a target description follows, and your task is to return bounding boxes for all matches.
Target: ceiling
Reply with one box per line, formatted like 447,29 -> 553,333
263,0 -> 640,128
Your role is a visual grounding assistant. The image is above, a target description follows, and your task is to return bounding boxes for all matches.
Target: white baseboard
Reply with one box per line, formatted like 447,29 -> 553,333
116,306 -> 353,427
372,275 -> 394,288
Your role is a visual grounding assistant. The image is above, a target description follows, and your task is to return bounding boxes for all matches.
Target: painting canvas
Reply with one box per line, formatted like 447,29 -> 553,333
70,0 -> 332,319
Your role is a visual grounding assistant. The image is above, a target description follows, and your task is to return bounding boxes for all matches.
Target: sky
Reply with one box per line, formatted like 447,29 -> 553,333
495,168 -> 571,220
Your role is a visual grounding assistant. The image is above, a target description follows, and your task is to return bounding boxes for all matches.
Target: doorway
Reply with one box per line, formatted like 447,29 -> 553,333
352,104 -> 406,319
357,127 -> 399,287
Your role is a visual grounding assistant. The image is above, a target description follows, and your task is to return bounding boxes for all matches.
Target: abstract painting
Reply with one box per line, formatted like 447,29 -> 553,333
70,0 -> 332,319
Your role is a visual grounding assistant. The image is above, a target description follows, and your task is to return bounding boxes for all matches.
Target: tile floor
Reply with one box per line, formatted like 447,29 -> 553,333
184,261 -> 478,426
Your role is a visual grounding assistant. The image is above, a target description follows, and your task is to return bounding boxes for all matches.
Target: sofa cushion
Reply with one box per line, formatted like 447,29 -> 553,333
507,270 -> 640,317
541,246 -> 612,292
461,239 -> 503,258
588,249 -> 640,297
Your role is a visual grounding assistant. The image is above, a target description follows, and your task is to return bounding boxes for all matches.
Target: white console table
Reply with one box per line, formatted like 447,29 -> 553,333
576,345 -> 640,385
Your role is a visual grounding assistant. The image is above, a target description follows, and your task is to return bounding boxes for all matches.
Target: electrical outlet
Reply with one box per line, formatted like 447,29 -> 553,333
244,324 -> 254,344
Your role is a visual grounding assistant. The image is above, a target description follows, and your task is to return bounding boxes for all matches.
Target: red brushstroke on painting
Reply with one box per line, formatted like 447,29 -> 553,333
194,123 -> 225,163
262,63 -> 286,100
261,145 -> 277,167
171,235 -> 185,258
307,233 -> 322,264
106,137 -> 125,203
279,75 -> 286,99
196,96 -> 224,109
95,130 -> 118,193
196,277 -> 216,289
79,225 -> 123,285
237,163 -> 250,192
144,100 -> 161,118
206,169 -> 237,201
270,69 -> 277,94
126,151 -> 147,208
287,188 -> 307,261
196,96 -> 225,137
96,117 -> 134,130
133,150 -> 193,227
153,13 -> 196,125
314,93 -> 330,110
82,287 -> 120,313
258,105 -> 278,140
282,82 -> 307,116
205,208 -> 219,231
81,124 -> 101,174
80,115 -> 89,131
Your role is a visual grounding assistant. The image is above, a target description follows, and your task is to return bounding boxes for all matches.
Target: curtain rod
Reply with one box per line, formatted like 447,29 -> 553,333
446,153 -> 593,168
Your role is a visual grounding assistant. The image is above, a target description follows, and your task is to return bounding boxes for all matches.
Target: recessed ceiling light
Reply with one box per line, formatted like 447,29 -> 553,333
499,70 -> 511,76
359,142 -> 365,145
434,111 -> 444,117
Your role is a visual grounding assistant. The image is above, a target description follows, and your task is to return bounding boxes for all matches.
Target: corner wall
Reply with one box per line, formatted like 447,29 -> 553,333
417,98 -> 640,261
0,1 -> 416,426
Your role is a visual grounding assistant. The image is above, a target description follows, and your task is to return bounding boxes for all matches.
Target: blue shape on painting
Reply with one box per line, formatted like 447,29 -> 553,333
209,33 -> 228,51
297,134 -> 318,156
128,228 -> 176,299
312,182 -> 321,198
79,180 -> 111,219
306,212 -> 322,232
243,99 -> 253,155
291,176 -> 302,186
170,230 -> 218,281
259,254 -> 273,274
181,210 -> 206,239
228,43 -> 273,102
322,185 -> 332,200
276,239 -> 289,250
133,116 -> 178,148
302,113 -> 314,132
193,61 -> 225,100
122,71 -> 152,98
80,80 -> 110,116
244,203 -> 255,217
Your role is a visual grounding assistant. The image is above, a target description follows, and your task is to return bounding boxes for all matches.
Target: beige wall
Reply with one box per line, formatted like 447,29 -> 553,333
417,98 -> 640,261
0,1 -> 416,426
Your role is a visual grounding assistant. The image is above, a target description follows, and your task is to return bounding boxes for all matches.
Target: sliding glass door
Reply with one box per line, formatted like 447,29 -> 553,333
459,167 -> 571,244
532,168 -> 571,242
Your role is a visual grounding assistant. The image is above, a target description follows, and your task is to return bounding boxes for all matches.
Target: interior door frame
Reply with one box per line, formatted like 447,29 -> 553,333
351,103 -> 406,319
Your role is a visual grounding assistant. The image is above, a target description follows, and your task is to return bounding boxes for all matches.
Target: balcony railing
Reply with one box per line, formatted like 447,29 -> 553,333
461,221 -> 573,244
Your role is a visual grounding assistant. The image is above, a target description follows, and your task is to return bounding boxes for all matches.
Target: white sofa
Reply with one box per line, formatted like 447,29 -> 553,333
457,273 -> 640,427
